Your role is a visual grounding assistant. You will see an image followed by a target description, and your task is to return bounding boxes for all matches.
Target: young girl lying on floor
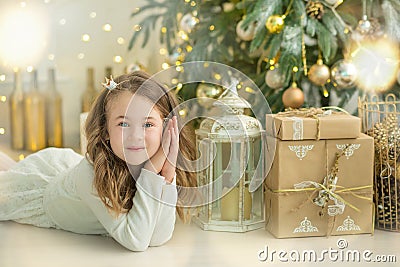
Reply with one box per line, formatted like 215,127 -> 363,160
0,71 -> 197,251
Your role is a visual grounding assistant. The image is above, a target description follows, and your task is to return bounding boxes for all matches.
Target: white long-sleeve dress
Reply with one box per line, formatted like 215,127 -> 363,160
0,148 -> 177,251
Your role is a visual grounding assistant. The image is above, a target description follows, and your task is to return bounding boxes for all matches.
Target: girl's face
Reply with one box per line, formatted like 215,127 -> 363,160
107,91 -> 164,166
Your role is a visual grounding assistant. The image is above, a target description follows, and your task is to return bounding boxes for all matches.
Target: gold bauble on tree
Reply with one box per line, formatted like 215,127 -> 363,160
265,15 -> 285,34
308,59 -> 330,86
282,82 -> 304,108
196,83 -> 224,108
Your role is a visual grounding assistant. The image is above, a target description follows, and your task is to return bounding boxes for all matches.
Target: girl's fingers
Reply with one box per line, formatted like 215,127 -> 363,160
162,127 -> 171,157
160,117 -> 179,181
145,118 -> 176,175
161,120 -> 171,157
166,116 -> 179,166
174,116 -> 179,143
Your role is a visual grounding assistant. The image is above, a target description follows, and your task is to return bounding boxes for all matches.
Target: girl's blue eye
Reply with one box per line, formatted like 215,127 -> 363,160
118,122 -> 129,127
143,122 -> 153,128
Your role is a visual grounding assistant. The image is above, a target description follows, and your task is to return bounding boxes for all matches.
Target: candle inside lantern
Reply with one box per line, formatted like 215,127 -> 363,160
221,186 -> 252,221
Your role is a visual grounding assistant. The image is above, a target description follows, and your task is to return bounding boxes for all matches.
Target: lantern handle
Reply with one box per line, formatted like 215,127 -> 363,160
220,77 -> 240,98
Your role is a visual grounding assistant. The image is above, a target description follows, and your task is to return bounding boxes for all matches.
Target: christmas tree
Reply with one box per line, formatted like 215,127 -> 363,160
129,0 -> 400,113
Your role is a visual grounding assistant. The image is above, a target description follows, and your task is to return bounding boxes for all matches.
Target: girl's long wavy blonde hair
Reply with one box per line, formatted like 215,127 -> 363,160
85,71 -> 197,219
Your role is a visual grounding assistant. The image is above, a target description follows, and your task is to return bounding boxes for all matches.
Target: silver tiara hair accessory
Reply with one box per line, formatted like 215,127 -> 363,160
101,75 -> 118,90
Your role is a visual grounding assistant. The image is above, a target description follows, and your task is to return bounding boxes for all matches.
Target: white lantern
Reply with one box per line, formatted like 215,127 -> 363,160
193,82 -> 265,232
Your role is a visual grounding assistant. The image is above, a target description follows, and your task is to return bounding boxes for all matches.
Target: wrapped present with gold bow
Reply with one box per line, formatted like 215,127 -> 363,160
264,133 -> 374,238
266,107 -> 361,140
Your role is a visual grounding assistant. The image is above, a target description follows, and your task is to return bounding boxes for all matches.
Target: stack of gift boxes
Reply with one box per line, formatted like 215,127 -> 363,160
264,109 -> 374,238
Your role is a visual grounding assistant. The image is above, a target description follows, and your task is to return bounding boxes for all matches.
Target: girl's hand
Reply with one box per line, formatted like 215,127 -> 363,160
160,116 -> 179,183
144,116 -> 179,183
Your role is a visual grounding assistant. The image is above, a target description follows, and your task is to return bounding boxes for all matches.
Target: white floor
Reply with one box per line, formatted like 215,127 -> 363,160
0,219 -> 399,267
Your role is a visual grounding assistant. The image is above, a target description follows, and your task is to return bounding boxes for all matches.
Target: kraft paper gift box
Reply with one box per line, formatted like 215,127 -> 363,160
264,133 -> 374,238
266,110 -> 361,141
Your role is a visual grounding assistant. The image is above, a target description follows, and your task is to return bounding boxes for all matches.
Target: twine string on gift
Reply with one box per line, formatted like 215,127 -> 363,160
295,144 -> 367,215
296,145 -> 348,216
265,143 -> 373,235
264,183 -> 372,236
278,106 -> 349,117
327,216 -> 337,237
276,107 -> 349,140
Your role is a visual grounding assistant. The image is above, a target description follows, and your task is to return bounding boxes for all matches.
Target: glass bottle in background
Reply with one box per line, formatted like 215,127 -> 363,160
24,69 -> 46,152
105,66 -> 112,79
46,68 -> 63,147
9,68 -> 24,150
81,67 -> 98,113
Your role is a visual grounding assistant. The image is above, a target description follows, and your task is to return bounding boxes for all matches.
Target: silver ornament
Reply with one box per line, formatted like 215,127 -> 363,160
357,17 -> 372,34
167,51 -> 180,64
236,19 -> 256,41
304,34 -> 317,46
196,83 -> 223,108
324,0 -> 342,5
126,62 -> 146,73
330,60 -> 358,89
222,3 -> 235,12
352,16 -> 383,41
265,68 -> 285,89
179,13 -> 198,33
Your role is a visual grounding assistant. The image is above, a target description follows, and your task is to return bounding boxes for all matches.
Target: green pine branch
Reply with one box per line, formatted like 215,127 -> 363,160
128,0 -> 398,114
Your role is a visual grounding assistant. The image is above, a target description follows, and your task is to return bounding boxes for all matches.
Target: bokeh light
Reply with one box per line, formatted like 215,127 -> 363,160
351,38 -> 400,92
0,4 -> 49,67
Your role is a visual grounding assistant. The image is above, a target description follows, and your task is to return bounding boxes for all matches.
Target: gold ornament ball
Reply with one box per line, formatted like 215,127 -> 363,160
308,59 -> 330,86
196,83 -> 223,108
265,15 -> 285,34
282,82 -> 304,108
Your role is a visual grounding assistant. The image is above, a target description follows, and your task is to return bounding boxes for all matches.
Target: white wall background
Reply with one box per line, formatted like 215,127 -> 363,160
0,0 -> 163,149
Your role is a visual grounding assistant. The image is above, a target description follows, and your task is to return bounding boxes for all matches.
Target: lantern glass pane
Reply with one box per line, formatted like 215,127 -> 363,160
193,127 -> 265,231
